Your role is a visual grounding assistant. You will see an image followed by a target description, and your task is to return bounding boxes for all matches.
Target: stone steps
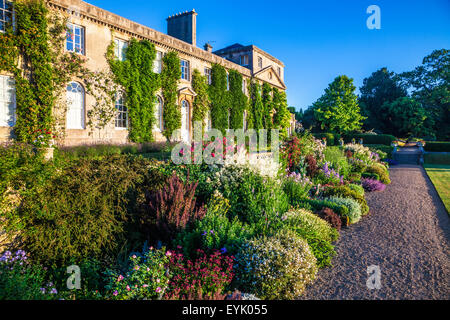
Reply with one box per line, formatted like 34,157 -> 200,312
393,147 -> 422,165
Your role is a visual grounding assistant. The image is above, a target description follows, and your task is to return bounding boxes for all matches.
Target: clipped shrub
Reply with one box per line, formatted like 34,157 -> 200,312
343,134 -> 396,146
300,198 -> 350,217
234,230 -> 318,300
348,184 -> 365,197
282,209 -> 338,268
365,163 -> 391,185
165,249 -> 234,300
175,192 -> 255,257
361,178 -> 386,192
362,172 -> 380,181
326,197 -> 362,224
322,185 -> 369,216
317,207 -> 342,231
147,174 -> 207,244
104,247 -> 170,300
424,141 -> 450,153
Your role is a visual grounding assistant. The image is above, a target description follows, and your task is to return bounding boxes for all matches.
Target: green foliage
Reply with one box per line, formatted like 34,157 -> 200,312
234,230 -> 318,300
399,49 -> 450,141
323,146 -> 352,178
249,81 -> 264,131
300,198 -> 350,217
161,51 -> 181,141
365,144 -> 394,159
175,192 -> 255,257
107,38 -> 160,142
4,155 -> 164,266
272,88 -> 291,139
104,248 -> 170,300
365,163 -> 391,185
313,133 -> 340,146
362,172 -> 380,181
359,67 -> 407,132
282,176 -> 312,205
424,142 -> 450,152
228,69 -> 247,130
348,184 -> 365,197
313,75 -> 366,134
424,153 -> 450,165
282,209 -> 338,268
381,97 -> 435,138
322,185 -> 370,216
209,64 -> 229,134
262,83 -> 273,130
212,165 -> 289,234
326,197 -> 362,224
192,69 -> 210,130
343,134 -> 397,146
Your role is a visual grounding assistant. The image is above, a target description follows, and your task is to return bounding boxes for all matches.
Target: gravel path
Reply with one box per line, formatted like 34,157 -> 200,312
301,165 -> 450,300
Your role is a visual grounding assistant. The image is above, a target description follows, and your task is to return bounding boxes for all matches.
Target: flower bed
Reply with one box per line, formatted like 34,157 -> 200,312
0,131 -> 391,300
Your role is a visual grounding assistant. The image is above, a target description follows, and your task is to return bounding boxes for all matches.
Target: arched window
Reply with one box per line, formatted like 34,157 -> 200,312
181,100 -> 190,142
154,96 -> 163,131
115,90 -> 128,128
66,82 -> 85,129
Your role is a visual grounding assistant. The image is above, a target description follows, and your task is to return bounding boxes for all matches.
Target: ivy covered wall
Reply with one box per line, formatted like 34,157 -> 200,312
208,64 -> 229,135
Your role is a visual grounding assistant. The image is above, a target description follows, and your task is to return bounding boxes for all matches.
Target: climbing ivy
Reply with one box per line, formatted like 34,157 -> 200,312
208,64 -> 229,134
262,82 -> 273,131
273,88 -> 291,139
192,69 -> 210,131
228,69 -> 247,130
161,51 -> 181,141
0,0 -> 115,146
107,38 -> 160,142
249,81 -> 264,131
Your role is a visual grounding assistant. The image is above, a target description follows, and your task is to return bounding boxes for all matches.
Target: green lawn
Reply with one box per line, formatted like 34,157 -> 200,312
425,165 -> 450,214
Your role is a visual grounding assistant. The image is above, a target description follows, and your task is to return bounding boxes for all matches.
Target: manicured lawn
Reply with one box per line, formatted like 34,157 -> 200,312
425,165 -> 450,214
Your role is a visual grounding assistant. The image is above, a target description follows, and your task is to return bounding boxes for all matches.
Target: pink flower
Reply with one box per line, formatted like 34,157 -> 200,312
156,279 -> 160,283
126,285 -> 131,291
156,287 -> 162,293
117,275 -> 124,282
166,251 -> 172,257
132,255 -> 137,259
113,290 -> 118,296
143,284 -> 149,288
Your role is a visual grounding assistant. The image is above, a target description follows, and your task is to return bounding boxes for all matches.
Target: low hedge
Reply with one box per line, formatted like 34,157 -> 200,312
424,153 -> 450,165
298,198 -> 350,217
343,134 -> 396,146
424,142 -> 450,153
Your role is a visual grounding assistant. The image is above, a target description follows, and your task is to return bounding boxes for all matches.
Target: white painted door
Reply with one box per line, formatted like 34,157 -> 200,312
66,82 -> 85,129
181,100 -> 190,142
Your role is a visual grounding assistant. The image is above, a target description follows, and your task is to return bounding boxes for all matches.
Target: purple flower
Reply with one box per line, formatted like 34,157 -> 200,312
113,290 -> 118,296
220,247 -> 227,254
50,288 -> 58,294
361,178 -> 386,192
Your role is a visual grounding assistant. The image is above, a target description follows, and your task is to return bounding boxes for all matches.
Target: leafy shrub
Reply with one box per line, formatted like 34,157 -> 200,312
348,184 -> 365,197
343,134 -> 396,146
282,209 -> 338,268
234,230 -> 318,300
326,197 -> 362,224
281,133 -> 325,172
365,163 -> 391,184
104,247 -> 170,300
283,173 -> 313,205
0,250 -> 53,300
4,155 -> 163,266
348,172 -> 362,183
147,174 -> 207,244
317,207 -> 342,231
322,185 -> 369,216
165,249 -> 234,300
175,192 -> 255,257
424,141 -> 450,152
323,147 -> 352,178
362,172 -> 380,181
212,165 -> 289,234
300,198 -> 350,217
305,155 -> 319,178
366,144 -> 394,159
424,153 -> 450,165
361,178 -> 386,192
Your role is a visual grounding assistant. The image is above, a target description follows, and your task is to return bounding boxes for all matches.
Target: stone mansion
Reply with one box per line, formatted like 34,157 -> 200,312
0,0 -> 293,146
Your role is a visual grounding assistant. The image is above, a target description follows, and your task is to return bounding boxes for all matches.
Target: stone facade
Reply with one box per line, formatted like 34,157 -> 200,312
0,0 -> 291,146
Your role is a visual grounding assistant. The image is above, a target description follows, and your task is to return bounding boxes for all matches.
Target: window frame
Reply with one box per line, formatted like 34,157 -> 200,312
258,56 -> 263,69
66,81 -> 85,130
114,90 -> 128,129
204,67 -> 212,85
0,74 -> 16,127
180,59 -> 190,81
114,38 -> 128,62
240,54 -> 249,66
0,0 -> 14,34
154,95 -> 164,132
66,23 -> 85,55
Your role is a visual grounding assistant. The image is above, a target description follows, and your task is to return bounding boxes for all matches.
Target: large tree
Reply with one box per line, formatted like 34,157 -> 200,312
359,68 -> 407,132
381,97 -> 435,138
399,49 -> 450,140
312,75 -> 365,134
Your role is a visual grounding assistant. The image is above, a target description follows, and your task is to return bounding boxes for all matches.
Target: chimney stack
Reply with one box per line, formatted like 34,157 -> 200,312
167,9 -> 197,46
204,43 -> 213,52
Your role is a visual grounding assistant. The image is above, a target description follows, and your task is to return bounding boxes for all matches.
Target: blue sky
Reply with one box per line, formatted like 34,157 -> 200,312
87,0 -> 450,111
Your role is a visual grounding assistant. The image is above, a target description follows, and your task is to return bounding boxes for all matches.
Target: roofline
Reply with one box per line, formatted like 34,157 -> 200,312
214,44 -> 285,68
